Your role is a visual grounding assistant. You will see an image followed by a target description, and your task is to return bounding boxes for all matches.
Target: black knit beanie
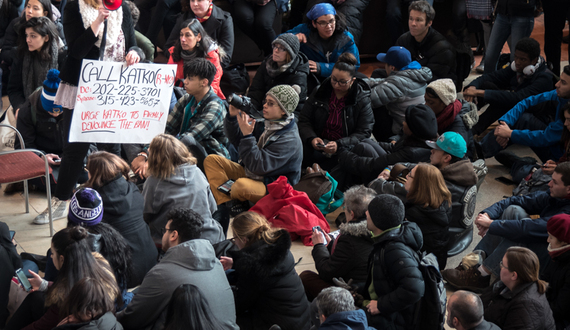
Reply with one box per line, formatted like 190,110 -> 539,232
367,195 -> 405,230
405,104 -> 438,140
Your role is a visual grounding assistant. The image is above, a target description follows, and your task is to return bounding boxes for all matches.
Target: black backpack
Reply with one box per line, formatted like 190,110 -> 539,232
380,247 -> 446,330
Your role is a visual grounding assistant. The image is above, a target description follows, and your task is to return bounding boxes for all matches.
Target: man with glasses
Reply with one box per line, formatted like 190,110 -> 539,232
118,208 -> 239,330
442,162 -> 570,292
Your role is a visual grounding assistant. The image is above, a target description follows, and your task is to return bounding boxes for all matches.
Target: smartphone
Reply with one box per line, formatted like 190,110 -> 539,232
316,143 -> 326,148
53,159 -> 61,163
9,230 -> 15,240
15,268 -> 32,292
217,179 -> 235,195
312,226 -> 327,242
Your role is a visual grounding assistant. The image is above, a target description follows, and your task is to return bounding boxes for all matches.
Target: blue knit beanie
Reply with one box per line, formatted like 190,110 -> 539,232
41,69 -> 62,115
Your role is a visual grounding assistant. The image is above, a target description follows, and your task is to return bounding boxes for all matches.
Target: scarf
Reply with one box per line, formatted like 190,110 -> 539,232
265,56 -> 292,78
22,43 -> 59,101
196,4 -> 213,23
78,0 -> 123,57
181,49 -> 199,63
436,99 -> 462,134
548,243 -> 570,259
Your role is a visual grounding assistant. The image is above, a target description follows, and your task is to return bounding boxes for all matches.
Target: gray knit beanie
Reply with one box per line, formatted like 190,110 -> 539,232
266,84 -> 301,115
427,79 -> 456,106
272,33 -> 300,60
368,195 -> 405,230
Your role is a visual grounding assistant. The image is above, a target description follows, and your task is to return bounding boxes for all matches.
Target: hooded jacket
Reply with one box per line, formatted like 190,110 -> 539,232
312,218 -> 373,284
142,163 -> 224,243
285,24 -> 360,77
319,309 -> 377,330
52,312 -> 123,330
299,77 -> 373,149
363,221 -> 425,330
543,248 -> 570,330
365,64 -> 432,134
96,176 -> 158,288
117,239 -> 238,330
230,230 -> 311,330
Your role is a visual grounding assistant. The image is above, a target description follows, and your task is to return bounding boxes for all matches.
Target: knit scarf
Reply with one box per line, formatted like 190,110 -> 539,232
436,99 -> 462,134
196,4 -> 213,23
180,49 -> 199,63
78,0 -> 123,56
22,44 -> 59,100
548,243 -> 570,259
265,56 -> 292,78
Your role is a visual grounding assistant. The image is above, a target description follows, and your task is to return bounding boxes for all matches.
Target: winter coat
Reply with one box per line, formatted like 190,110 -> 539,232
481,281 -> 555,330
496,0 -> 537,17
312,218 -> 373,284
15,88 -> 65,154
365,65 -> 432,134
338,136 -> 432,181
247,52 -> 310,116
499,90 -> 568,160
117,239 -> 239,330
285,24 -> 360,78
230,230 -> 311,330
142,163 -> 224,243
95,175 -> 158,288
362,221 -> 425,330
0,222 -> 21,327
396,27 -> 457,84
298,77 -> 373,149
225,116 -> 303,186
405,201 -> 451,269
165,5 -> 234,67
484,190 -> 570,242
52,312 -> 123,330
319,309 -> 377,330
0,4 -> 18,47
439,100 -> 477,159
59,0 -> 142,86
467,58 -> 554,109
470,320 -> 503,330
543,248 -> 570,330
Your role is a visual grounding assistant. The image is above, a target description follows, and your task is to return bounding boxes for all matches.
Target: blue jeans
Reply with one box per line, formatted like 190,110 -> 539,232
484,14 -> 534,74
475,205 -> 550,276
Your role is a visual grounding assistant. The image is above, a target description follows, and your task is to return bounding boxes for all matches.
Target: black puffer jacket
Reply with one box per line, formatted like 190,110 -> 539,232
481,281 -> 555,330
96,176 -> 158,288
247,52 -> 310,116
298,77 -> 373,149
543,249 -> 570,330
362,221 -> 425,330
338,135 -> 432,182
396,27 -> 457,84
312,218 -> 373,284
165,5 -> 234,67
405,201 -> 451,270
230,230 -> 311,330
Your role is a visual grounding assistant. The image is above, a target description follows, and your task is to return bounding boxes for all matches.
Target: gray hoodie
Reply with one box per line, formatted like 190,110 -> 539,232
142,163 -> 224,243
117,239 -> 239,330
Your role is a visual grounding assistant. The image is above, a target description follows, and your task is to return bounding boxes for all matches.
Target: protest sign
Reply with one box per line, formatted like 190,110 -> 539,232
69,60 -> 176,143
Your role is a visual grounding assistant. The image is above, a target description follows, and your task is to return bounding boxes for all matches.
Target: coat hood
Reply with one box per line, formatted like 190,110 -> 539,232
232,229 -> 294,277
162,163 -> 202,186
97,176 -> 137,217
320,309 -> 373,330
442,159 -> 478,187
339,219 -> 371,237
161,239 -> 218,271
54,312 -> 123,330
375,221 -> 423,251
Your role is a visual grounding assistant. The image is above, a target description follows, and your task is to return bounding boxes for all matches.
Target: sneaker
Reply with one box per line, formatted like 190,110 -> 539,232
442,266 -> 490,292
33,197 -> 67,225
475,62 -> 485,74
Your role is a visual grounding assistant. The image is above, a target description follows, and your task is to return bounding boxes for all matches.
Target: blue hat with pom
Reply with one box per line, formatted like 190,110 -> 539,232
41,69 -> 62,115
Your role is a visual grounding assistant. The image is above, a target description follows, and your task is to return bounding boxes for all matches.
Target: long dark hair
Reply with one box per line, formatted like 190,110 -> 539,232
62,276 -> 119,322
17,16 -> 58,60
171,18 -> 214,62
306,11 -> 348,39
164,284 -> 225,330
15,0 -> 54,36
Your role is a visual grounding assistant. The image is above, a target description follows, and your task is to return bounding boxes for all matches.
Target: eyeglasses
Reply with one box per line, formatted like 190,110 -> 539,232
500,261 -> 510,271
272,44 -> 286,52
331,76 -> 351,86
315,19 -> 335,27
263,99 -> 278,108
161,227 -> 173,236
406,172 -> 414,179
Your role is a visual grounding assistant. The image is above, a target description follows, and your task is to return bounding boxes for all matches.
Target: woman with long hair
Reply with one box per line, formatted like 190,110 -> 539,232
298,52 -> 373,171
7,16 -> 65,111
142,134 -> 224,243
167,18 -> 224,99
219,212 -> 310,330
84,151 -> 158,287
481,247 -> 555,330
404,163 -> 452,269
163,284 -> 225,330
286,3 -> 359,81
5,226 -> 121,330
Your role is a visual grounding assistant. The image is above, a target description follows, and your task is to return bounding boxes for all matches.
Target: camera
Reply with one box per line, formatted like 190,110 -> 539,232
228,93 -> 258,118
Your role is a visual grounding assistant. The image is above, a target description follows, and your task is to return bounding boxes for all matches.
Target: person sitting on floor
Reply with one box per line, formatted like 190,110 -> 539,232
447,290 -> 501,330
315,287 -> 377,330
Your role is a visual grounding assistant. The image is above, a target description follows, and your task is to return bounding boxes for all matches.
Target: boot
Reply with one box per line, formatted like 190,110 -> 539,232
212,202 -> 230,237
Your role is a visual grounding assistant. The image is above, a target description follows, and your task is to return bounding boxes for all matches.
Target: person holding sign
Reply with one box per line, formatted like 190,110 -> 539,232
203,84 -> 303,216
167,18 -> 225,100
50,0 -> 144,218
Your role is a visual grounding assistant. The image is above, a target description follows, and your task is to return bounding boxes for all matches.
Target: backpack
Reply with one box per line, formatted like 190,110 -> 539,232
380,248 -> 446,330
293,171 -> 344,215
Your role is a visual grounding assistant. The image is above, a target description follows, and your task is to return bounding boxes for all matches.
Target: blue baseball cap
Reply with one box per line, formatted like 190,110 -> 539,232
425,131 -> 467,158
376,46 -> 412,70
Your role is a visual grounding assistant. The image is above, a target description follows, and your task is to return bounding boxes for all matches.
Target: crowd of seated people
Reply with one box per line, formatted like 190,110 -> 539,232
4,0 -> 570,328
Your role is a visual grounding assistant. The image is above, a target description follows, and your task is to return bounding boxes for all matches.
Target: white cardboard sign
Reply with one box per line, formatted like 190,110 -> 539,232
69,60 -> 176,143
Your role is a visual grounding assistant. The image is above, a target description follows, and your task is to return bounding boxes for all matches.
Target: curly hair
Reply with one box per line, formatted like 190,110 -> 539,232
167,208 -> 204,243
